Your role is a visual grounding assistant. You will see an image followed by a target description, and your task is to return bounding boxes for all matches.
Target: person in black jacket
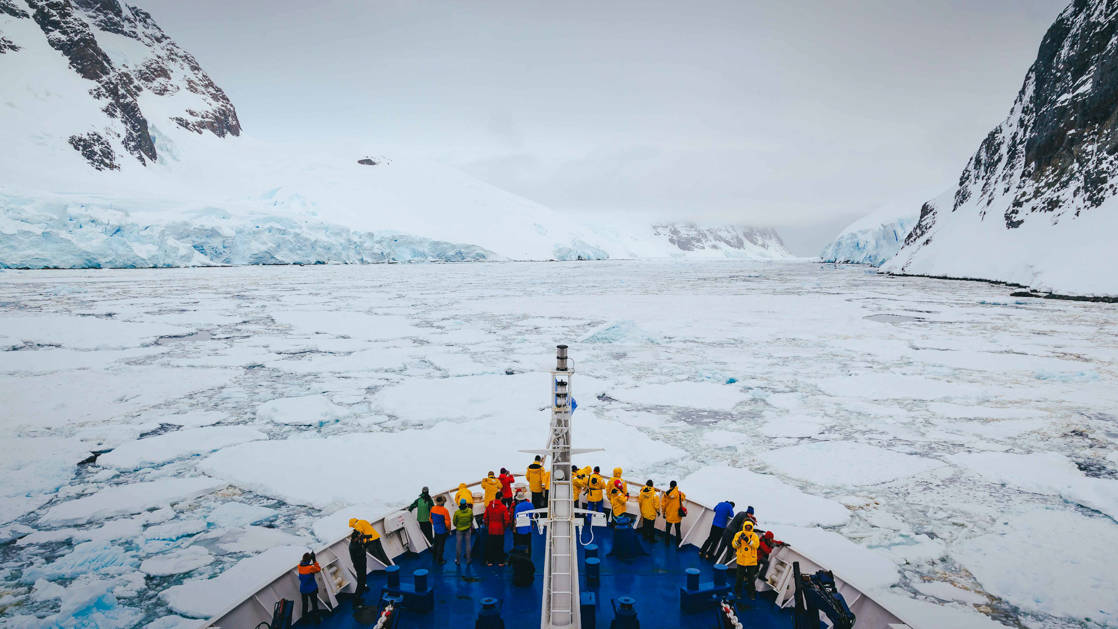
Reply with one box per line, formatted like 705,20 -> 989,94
348,530 -> 368,596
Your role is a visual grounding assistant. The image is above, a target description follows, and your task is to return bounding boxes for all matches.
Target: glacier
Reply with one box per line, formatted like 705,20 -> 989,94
1,260 -> 1115,629
819,205 -> 921,266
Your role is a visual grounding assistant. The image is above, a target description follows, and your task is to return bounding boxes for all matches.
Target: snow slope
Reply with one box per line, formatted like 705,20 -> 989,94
884,1 -> 1118,296
0,0 -> 791,267
820,204 -> 921,266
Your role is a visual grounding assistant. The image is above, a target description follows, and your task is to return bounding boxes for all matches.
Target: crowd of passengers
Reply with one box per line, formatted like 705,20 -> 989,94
297,456 -> 789,621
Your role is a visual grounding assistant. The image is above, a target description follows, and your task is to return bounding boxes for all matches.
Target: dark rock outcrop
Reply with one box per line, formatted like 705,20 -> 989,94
906,0 -> 1118,243
10,0 -> 241,170
0,0 -> 29,18
0,36 -> 19,52
68,132 -> 119,171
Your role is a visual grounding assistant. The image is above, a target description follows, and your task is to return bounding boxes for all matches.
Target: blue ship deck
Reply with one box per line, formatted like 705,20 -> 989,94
301,523 -> 796,629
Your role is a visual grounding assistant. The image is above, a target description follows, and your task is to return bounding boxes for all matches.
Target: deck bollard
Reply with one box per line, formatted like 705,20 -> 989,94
585,557 -> 601,587
610,596 -> 639,629
385,565 -> 401,590
585,543 -> 599,559
412,569 -> 428,592
685,568 -> 700,591
713,564 -> 729,588
476,597 -> 504,629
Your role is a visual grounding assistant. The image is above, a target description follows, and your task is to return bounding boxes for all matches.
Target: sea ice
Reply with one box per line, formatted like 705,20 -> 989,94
682,465 -> 850,527
609,381 -> 750,411
256,395 -> 348,425
949,451 -> 1118,520
956,507 -> 1118,621
762,442 -> 944,486
99,426 -> 266,469
205,502 -> 275,528
41,477 -> 225,525
778,525 -> 899,591
161,545 -> 306,618
24,541 -> 136,581
140,546 -> 213,576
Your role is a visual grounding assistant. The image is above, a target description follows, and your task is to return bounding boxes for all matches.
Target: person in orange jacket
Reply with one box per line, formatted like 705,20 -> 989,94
297,552 -> 322,622
429,495 -> 452,565
662,480 -> 686,544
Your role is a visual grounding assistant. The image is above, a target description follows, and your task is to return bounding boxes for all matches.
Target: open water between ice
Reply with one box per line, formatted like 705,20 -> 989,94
0,260 -> 1115,628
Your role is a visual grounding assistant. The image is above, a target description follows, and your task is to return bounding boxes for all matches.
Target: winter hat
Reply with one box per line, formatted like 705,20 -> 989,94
460,499 -> 468,507
500,467 -> 508,474
422,486 -> 429,493
746,506 -> 754,515
645,479 -> 653,487
669,480 -> 677,488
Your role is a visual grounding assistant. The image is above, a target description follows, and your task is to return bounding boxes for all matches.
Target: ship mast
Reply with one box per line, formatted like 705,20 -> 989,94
541,344 -> 580,628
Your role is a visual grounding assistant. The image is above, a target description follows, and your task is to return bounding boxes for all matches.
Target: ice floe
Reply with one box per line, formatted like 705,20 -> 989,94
41,477 -> 225,525
763,442 -> 944,486
682,465 -> 850,527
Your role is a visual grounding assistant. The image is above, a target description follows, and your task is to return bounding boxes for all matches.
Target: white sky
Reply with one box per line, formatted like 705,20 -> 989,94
135,0 -> 1068,254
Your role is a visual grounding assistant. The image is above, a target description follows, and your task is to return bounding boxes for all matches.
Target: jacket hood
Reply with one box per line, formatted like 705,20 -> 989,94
458,483 -> 467,490
640,486 -> 655,494
742,521 -> 754,531
763,531 -> 773,539
348,518 -> 357,528
612,467 -> 622,477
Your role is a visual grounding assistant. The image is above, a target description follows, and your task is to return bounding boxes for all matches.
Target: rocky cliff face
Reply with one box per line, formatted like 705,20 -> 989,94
886,0 -> 1118,296
0,0 -> 239,170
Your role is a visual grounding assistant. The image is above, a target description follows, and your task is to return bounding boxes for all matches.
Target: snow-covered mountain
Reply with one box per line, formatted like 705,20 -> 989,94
884,0 -> 1118,296
0,0 -> 790,267
819,205 -> 922,267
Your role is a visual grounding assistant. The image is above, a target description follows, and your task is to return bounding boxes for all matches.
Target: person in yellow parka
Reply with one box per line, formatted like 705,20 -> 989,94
732,519 -> 760,602
454,482 -> 473,507
587,466 -> 606,514
541,468 -> 551,505
662,480 -> 686,544
526,455 -> 545,508
606,467 -> 624,525
636,480 -> 660,542
608,479 -> 630,524
572,465 -> 592,509
482,471 -> 502,504
349,518 -> 392,568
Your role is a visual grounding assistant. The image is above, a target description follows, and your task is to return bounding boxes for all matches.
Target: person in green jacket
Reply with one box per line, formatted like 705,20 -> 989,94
453,498 -> 475,566
407,486 -> 435,544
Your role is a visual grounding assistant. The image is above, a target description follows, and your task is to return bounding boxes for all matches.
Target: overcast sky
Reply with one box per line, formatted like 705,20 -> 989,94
136,0 -> 1067,254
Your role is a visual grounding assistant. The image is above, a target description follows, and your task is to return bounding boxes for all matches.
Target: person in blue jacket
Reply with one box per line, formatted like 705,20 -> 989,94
700,500 -> 735,560
513,490 -> 535,554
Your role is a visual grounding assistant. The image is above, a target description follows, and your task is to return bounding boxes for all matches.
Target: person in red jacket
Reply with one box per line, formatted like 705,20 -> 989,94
498,467 -> 516,507
757,530 -> 786,579
483,498 -> 511,566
